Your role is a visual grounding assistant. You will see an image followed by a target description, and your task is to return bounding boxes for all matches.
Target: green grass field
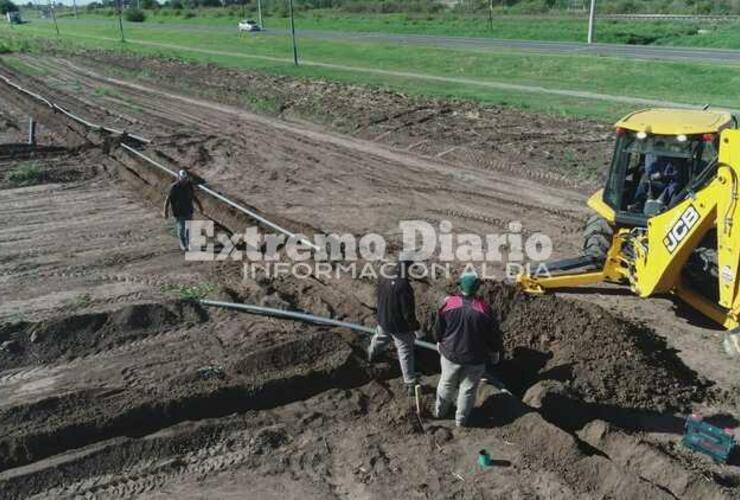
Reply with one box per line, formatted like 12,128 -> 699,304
2,15 -> 739,122
43,8 -> 740,49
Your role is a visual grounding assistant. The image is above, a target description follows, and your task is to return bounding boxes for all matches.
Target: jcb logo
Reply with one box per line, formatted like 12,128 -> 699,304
663,205 -> 700,253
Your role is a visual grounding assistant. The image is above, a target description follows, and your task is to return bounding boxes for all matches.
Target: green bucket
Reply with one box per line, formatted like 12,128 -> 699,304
478,449 -> 492,468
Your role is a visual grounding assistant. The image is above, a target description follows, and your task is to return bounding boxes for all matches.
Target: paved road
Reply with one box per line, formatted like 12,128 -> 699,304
35,17 -> 740,65
265,29 -> 740,65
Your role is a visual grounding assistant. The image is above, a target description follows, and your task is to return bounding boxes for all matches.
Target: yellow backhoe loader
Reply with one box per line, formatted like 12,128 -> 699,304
517,108 -> 740,355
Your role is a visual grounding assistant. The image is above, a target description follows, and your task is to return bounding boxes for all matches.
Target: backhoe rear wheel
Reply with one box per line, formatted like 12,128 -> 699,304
582,215 -> 613,262
684,246 -> 719,303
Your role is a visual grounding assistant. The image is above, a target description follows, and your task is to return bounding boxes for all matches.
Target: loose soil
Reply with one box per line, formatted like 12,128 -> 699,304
0,51 -> 738,498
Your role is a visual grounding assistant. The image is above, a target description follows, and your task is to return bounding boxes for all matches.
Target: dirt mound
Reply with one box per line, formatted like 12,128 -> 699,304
0,326 -> 364,473
416,281 -> 708,412
481,283 -> 710,412
0,301 -> 208,368
502,412 -> 674,498
578,420 -> 732,498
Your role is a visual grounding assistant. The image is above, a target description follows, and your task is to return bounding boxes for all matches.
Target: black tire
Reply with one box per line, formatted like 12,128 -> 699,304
684,246 -> 719,302
582,215 -> 613,262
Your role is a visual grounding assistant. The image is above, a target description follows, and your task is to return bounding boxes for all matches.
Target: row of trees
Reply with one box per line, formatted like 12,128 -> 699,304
458,0 -> 740,15
84,0 -> 233,9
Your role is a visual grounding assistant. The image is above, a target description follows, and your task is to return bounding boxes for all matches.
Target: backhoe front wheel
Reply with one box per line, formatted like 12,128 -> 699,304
582,215 -> 613,262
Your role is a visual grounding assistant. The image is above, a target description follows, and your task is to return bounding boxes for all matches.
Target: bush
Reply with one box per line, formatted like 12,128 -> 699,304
7,163 -> 43,187
0,37 -> 31,53
125,8 -> 146,21
612,0 -> 640,14
272,3 -> 289,17
183,10 -> 195,17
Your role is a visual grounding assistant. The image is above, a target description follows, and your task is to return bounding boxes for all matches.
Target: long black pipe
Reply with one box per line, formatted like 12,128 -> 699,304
199,298 -> 437,351
198,299 -> 511,393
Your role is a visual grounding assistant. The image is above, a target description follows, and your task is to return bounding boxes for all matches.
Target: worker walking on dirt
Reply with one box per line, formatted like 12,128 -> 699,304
163,169 -> 203,252
434,272 -> 502,427
368,253 -> 423,395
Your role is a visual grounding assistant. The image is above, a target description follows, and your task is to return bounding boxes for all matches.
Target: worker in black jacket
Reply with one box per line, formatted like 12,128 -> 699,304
368,255 -> 421,394
163,169 -> 203,252
434,271 -> 502,427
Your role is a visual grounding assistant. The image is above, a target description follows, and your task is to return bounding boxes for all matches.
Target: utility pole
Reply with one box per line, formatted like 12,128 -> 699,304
117,0 -> 126,42
48,0 -> 59,36
72,0 -> 78,18
257,0 -> 262,28
28,118 -> 36,146
488,0 -> 493,32
288,0 -> 298,65
587,0 -> 596,44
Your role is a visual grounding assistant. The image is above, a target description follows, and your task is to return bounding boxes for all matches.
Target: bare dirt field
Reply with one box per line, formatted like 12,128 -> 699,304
0,51 -> 738,498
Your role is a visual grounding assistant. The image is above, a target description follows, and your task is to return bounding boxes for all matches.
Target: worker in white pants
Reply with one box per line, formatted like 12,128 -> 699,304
368,325 -> 417,386
433,272 -> 502,427
435,356 -> 487,427
368,254 -> 421,396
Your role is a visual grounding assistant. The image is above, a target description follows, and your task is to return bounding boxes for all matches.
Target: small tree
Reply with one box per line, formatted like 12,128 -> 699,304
0,0 -> 19,14
125,7 -> 146,20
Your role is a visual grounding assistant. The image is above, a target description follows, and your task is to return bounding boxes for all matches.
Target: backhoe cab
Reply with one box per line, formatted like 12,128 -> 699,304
517,108 -> 740,355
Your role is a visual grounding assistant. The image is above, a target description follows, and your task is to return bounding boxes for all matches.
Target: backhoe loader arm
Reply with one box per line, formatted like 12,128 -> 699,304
717,130 -> 740,316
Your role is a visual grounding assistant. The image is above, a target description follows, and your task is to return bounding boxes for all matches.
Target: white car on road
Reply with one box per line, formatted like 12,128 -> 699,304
238,19 -> 261,32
